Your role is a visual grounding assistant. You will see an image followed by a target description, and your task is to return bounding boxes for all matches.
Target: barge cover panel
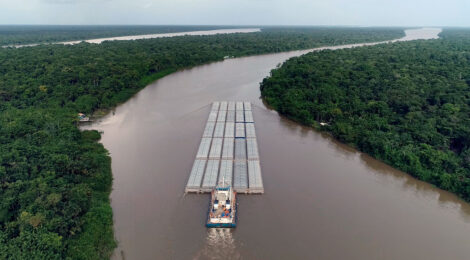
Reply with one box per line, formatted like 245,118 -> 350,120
186,101 -> 263,194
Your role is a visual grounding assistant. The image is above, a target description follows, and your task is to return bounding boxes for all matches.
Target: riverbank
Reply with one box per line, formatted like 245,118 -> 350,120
260,28 -> 470,203
90,69 -> 178,119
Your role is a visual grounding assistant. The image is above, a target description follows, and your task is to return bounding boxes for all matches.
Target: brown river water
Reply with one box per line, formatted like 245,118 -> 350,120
82,28 -> 470,260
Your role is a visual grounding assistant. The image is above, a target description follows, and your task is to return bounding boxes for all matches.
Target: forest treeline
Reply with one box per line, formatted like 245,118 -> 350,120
261,28 -> 470,202
0,26 -> 405,46
0,25 -> 230,46
0,28 -> 404,259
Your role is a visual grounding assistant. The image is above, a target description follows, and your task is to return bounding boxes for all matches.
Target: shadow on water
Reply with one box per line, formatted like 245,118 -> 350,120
261,94 -> 470,223
360,152 -> 470,223
261,99 -> 360,160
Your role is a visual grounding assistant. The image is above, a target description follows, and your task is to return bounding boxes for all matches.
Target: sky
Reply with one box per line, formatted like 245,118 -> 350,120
0,0 -> 469,26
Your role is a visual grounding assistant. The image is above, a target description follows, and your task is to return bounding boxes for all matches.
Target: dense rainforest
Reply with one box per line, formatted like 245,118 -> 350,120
0,25 -> 405,47
0,25 -> 231,46
261,29 -> 470,202
0,27 -> 404,259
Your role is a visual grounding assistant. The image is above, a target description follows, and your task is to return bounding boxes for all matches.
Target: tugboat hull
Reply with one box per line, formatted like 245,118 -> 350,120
206,223 -> 237,228
206,188 -> 237,228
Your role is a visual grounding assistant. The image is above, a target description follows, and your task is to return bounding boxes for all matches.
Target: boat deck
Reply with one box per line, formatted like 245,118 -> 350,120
185,101 -> 264,194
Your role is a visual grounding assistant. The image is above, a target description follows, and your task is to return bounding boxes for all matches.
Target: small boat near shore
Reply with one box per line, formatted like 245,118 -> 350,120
207,183 -> 237,228
78,113 -> 92,122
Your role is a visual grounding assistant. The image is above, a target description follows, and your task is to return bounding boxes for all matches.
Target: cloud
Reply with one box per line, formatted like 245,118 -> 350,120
42,0 -> 110,4
43,0 -> 80,3
0,0 -> 469,26
142,2 -> 153,8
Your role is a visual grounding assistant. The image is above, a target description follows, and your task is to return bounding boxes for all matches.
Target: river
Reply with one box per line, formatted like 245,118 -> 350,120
3,28 -> 260,48
82,28 -> 470,260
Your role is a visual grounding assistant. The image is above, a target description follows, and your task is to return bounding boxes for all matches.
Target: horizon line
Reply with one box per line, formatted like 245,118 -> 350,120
0,24 -> 463,28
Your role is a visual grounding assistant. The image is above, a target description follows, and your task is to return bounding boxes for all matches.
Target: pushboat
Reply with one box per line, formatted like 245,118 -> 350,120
206,183 -> 237,228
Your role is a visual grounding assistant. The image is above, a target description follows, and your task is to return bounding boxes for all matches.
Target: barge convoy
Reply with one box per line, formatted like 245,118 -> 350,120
185,101 -> 264,228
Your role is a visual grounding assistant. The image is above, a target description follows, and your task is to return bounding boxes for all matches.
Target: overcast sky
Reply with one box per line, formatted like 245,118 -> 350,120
0,0 -> 469,26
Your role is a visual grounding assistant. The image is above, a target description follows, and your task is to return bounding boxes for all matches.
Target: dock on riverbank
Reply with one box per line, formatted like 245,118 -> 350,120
185,101 -> 264,194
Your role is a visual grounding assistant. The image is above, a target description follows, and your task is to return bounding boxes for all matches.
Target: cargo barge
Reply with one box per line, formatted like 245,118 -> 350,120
185,101 -> 264,194
185,101 -> 264,228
